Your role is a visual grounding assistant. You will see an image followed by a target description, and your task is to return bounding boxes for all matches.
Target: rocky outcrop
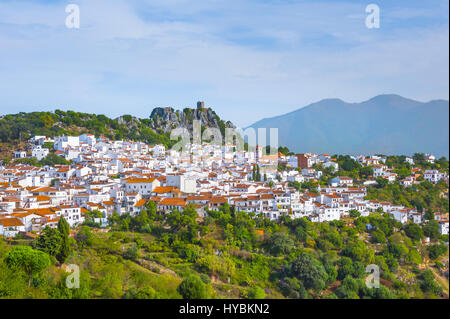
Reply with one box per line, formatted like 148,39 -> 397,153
149,105 -> 235,134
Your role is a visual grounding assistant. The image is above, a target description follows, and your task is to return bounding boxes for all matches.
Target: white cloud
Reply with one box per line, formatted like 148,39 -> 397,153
0,0 -> 448,126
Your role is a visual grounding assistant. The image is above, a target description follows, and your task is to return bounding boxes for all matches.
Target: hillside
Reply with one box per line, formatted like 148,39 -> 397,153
0,104 -> 233,160
0,203 -> 448,299
247,95 -> 449,157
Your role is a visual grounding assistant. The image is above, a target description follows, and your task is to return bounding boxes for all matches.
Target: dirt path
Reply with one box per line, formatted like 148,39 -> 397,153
136,258 -> 180,277
321,280 -> 341,296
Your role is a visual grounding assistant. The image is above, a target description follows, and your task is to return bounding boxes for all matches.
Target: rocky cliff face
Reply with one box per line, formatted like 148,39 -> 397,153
149,106 -> 235,135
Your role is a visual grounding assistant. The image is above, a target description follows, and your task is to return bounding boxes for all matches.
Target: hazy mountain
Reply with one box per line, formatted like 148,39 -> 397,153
247,94 -> 449,157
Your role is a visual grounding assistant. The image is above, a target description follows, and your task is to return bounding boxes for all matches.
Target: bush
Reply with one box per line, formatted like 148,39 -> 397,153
284,253 -> 328,293
419,270 -> 441,295
124,246 -> 139,260
406,248 -> 422,265
177,275 -> 209,299
199,273 -> 211,284
349,210 -> 361,218
404,223 -> 424,242
427,244 -> 448,260
266,232 -> 295,256
371,229 -> 387,244
422,221 -> 441,240
123,286 -> 161,299
75,226 -> 94,247
247,286 -> 266,299
152,267 -> 160,274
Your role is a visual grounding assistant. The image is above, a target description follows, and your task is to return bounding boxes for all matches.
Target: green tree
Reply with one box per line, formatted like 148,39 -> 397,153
267,232 -> 295,256
57,217 -> 70,237
423,221 -> 441,240
385,254 -> 399,272
287,253 -> 328,292
349,210 -> 360,218
56,217 -> 72,264
123,286 -> 161,299
256,165 -> 261,181
177,275 -> 209,299
335,276 -> 360,299
419,270 -> 441,295
42,142 -> 54,150
40,153 -> 70,166
371,229 -> 387,244
33,227 -> 62,258
75,226 -> 94,248
50,269 -> 92,299
124,245 -> 139,260
403,223 -> 424,242
385,242 -> 408,260
424,209 -> 435,221
427,244 -> 448,260
337,257 -> 365,280
342,240 -> 373,263
5,246 -> 51,286
57,236 -> 71,264
247,286 -> 266,299
295,226 -> 307,242
406,248 -> 422,265
376,177 -> 388,188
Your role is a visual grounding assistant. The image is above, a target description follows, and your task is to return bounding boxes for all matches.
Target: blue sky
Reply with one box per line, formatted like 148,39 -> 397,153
0,0 -> 448,127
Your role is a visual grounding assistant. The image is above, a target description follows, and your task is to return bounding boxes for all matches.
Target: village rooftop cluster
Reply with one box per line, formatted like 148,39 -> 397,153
1,134 -> 448,238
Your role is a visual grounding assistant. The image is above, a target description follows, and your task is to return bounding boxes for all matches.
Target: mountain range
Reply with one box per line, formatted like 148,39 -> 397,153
247,94 -> 449,157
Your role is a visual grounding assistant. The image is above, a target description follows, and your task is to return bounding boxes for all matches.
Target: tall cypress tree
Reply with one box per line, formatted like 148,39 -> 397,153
56,217 -> 72,264
57,216 -> 70,237
256,165 -> 261,181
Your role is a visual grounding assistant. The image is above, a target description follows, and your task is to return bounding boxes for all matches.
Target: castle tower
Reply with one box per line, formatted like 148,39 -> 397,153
197,101 -> 205,110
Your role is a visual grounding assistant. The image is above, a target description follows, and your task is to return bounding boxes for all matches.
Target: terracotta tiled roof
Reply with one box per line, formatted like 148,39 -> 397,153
0,217 -> 24,227
158,198 -> 186,206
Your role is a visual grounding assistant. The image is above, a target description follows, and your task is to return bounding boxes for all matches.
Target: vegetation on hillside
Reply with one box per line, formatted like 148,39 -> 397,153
0,110 -> 175,153
1,202 -> 447,299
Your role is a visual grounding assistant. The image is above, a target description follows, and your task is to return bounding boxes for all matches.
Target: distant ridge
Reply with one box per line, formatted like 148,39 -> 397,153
247,94 -> 449,157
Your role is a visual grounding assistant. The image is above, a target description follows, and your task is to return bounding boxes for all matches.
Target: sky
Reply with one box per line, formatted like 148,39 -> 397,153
0,0 -> 448,127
